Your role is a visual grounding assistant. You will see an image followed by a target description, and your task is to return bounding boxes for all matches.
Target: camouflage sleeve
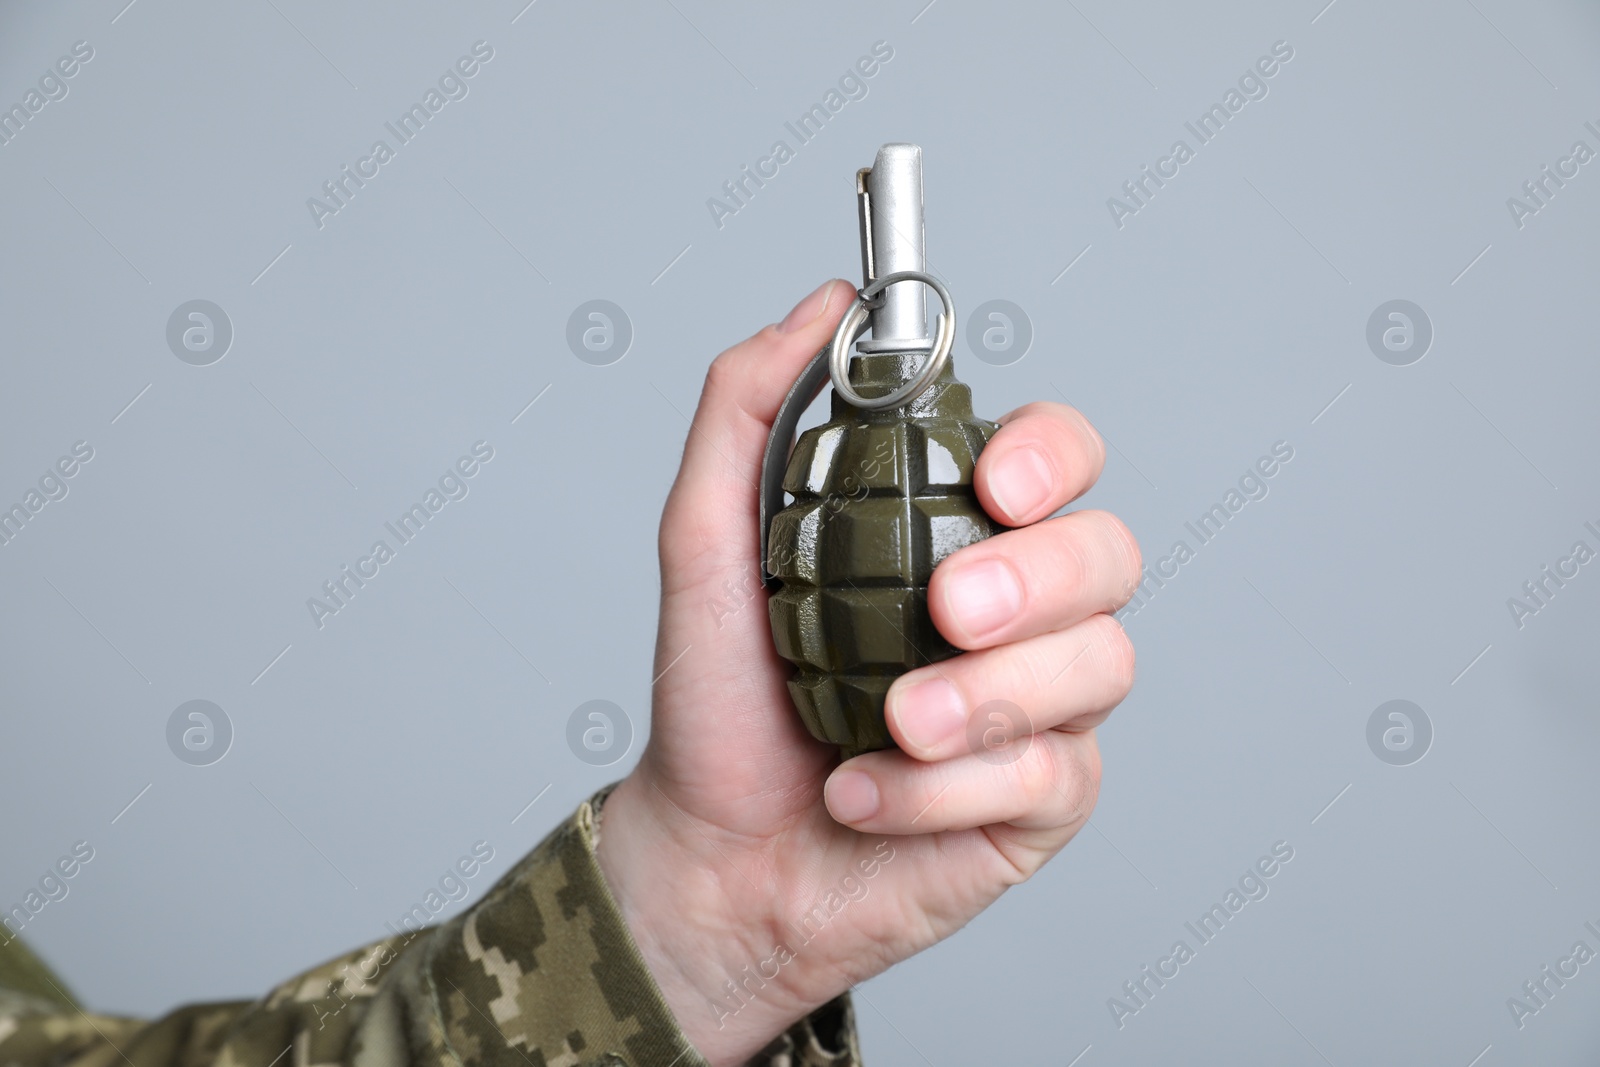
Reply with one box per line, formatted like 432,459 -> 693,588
0,785 -> 861,1067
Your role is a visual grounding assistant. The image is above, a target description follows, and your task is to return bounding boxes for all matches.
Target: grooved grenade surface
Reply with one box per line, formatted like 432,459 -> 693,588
767,351 -> 1001,754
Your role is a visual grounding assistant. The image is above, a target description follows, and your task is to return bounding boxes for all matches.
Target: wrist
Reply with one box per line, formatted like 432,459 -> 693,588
594,773 -> 824,1066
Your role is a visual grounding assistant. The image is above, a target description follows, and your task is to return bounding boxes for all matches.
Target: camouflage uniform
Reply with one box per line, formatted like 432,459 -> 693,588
0,787 -> 860,1067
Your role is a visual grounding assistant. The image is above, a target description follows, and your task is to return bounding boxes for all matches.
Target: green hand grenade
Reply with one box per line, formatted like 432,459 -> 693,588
760,144 -> 1001,758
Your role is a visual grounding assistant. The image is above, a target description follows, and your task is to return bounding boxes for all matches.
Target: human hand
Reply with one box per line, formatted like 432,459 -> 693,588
594,279 -> 1142,1066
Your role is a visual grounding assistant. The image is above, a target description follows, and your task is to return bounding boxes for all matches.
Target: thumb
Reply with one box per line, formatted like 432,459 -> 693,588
659,278 -> 853,590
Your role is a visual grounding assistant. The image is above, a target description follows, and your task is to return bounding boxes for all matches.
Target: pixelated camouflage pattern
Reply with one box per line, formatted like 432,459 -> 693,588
0,787 -> 860,1067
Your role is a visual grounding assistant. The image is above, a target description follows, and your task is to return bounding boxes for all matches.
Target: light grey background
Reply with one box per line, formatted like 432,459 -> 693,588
2,0 -> 1598,1063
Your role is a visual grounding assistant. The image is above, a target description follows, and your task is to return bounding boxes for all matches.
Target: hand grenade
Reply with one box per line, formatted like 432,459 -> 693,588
760,144 -> 1000,758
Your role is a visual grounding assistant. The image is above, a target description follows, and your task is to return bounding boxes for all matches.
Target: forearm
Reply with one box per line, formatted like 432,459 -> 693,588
0,789 -> 859,1067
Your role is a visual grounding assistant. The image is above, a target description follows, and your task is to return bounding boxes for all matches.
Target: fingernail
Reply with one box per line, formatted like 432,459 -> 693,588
988,446 -> 1054,524
826,770 -> 880,823
943,558 -> 1024,642
777,280 -> 838,334
891,677 -> 966,754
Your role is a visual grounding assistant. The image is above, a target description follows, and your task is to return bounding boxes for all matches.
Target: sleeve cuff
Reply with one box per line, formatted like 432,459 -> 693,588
0,786 -> 864,1067
423,785 -> 861,1067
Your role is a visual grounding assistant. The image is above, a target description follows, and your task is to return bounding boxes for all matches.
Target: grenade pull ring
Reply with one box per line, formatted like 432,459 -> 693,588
827,270 -> 957,412
759,143 -> 953,588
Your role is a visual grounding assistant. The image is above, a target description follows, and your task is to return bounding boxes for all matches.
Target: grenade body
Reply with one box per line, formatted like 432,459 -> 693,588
767,351 -> 1001,755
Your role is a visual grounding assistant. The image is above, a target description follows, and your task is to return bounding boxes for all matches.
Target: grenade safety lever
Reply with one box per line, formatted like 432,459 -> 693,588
760,143 -> 1000,758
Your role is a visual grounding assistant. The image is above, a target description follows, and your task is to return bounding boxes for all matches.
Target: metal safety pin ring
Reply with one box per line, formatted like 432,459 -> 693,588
828,270 -> 956,411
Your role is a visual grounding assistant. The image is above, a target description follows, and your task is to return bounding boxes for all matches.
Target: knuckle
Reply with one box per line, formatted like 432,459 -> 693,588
702,348 -> 742,398
1075,749 -> 1103,816
1056,737 -> 1101,820
1017,734 -> 1066,811
1083,510 -> 1142,600
1095,615 -> 1137,698
1016,637 -> 1064,694
1069,407 -> 1107,470
1017,734 -> 1098,823
1051,521 -> 1094,597
1098,511 -> 1143,574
